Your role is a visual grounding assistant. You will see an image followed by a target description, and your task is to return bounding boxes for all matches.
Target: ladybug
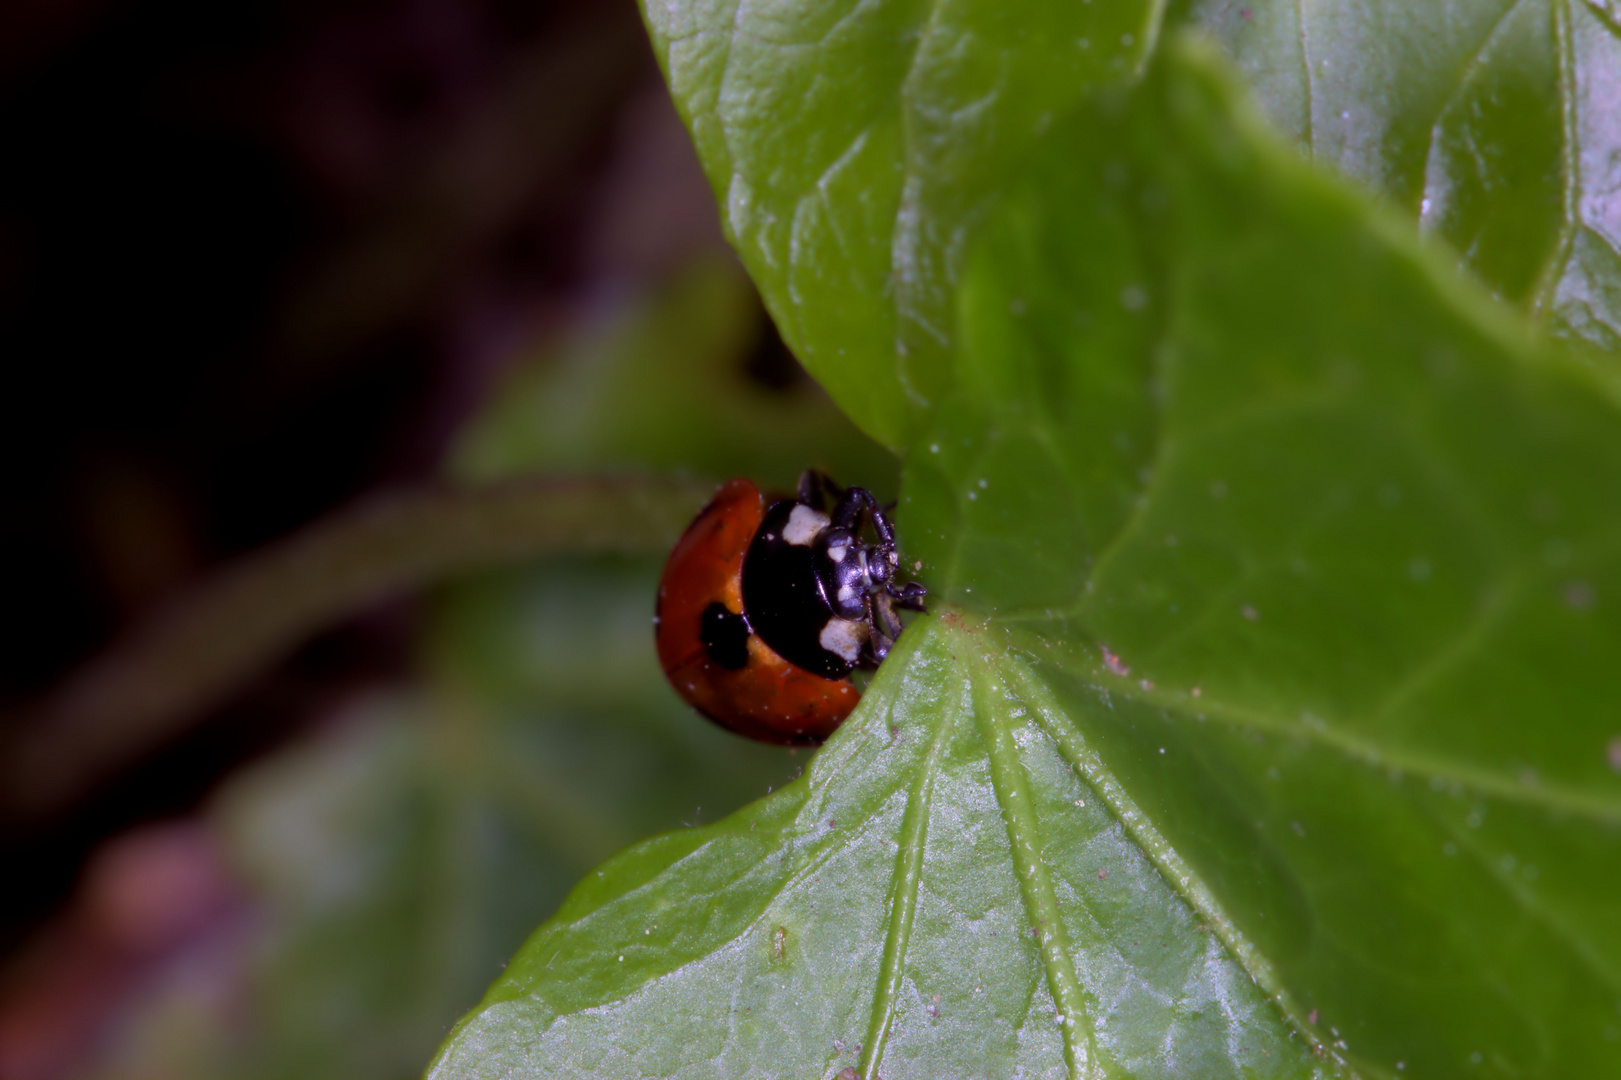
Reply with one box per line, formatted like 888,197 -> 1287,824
655,469 -> 928,745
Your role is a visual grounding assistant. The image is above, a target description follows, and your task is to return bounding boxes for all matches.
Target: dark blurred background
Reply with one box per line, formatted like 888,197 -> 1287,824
0,2 -> 891,1076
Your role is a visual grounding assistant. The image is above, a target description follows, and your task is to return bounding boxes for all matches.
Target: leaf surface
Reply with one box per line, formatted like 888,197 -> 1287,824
644,0 -> 1167,446
1169,0 -> 1621,352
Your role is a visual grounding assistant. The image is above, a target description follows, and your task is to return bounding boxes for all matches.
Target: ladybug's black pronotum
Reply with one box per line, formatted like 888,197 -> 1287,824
654,470 -> 927,745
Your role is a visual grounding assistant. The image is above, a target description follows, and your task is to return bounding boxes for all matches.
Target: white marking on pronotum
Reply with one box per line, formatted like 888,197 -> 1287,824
784,505 -> 829,545
837,584 -> 855,603
819,618 -> 866,662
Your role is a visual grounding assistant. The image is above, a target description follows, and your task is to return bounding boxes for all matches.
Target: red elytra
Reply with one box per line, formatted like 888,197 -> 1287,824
654,478 -> 858,745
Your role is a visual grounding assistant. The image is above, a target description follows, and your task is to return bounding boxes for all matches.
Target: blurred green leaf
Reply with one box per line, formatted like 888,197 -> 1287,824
215,560 -> 803,1080
101,561 -> 805,1080
433,23 -> 1621,1080
450,257 -> 894,495
4,475 -> 718,820
95,262 -> 888,1080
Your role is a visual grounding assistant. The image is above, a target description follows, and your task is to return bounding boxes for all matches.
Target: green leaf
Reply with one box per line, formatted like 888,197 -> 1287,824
91,561 -> 804,1080
1167,0 -> 1621,351
449,257 -> 893,495
642,0 -> 1168,447
430,616 -> 1331,1079
434,25 -> 1621,1080
917,42 -> 1621,1075
91,263 -> 884,1080
647,0 -> 1621,403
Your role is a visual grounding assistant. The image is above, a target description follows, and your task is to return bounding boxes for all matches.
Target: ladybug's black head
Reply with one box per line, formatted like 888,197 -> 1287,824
804,473 -> 927,665
816,525 -> 891,622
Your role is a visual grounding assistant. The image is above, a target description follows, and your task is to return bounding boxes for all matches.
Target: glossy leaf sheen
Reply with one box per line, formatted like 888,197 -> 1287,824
644,0 -> 1165,447
1170,0 -> 1621,353
432,12 -> 1621,1080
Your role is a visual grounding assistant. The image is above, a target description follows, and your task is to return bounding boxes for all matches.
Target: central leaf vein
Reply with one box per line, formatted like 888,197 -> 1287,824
970,650 -> 1102,1080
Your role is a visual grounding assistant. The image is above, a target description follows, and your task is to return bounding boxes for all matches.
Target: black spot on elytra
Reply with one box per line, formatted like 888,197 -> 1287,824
700,603 -> 751,670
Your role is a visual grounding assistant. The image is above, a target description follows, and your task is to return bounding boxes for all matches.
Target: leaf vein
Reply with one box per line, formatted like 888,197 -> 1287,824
1424,798 -> 1621,993
1122,682 -> 1620,822
991,651 -> 1345,1073
1532,0 -> 1582,318
857,651 -> 960,1079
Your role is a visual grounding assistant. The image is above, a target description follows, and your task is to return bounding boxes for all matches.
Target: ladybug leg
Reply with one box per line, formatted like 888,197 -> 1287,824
797,468 -> 844,512
866,497 -> 906,553
832,485 -> 882,534
875,589 -> 904,641
860,592 -> 899,669
887,580 -> 928,612
796,469 -> 819,508
860,633 -> 891,669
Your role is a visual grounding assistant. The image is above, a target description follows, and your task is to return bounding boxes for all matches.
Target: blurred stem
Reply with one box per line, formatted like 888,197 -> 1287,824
1,473 -> 715,821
